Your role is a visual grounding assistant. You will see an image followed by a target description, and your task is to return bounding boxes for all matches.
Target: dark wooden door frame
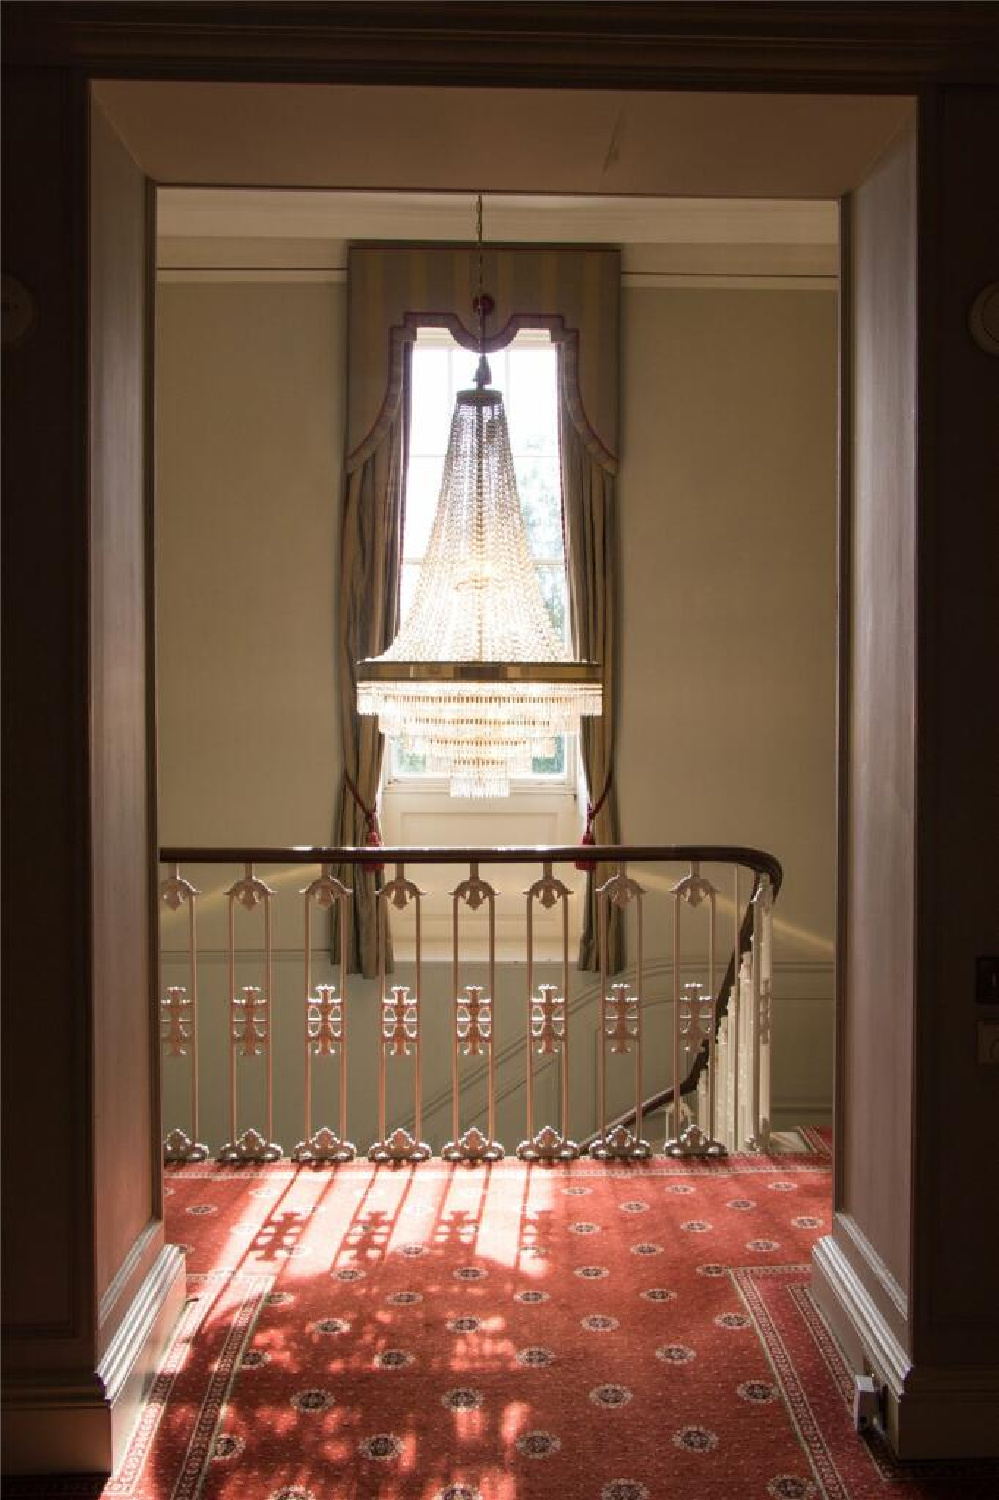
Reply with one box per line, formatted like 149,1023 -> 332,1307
4,2 -> 998,90
3,0 -> 998,1470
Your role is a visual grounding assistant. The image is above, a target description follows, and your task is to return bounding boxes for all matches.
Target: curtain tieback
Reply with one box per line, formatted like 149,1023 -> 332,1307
345,771 -> 385,874
575,768 -> 613,873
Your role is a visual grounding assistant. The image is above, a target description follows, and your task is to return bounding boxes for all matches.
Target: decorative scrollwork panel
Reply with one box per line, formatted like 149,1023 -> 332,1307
221,864 -> 282,1163
368,865 -> 430,1163
589,864 -> 651,1161
294,867 -> 354,1163
665,865 -> 725,1159
158,865 -> 207,1162
445,863 -> 503,1162
519,863 -> 578,1161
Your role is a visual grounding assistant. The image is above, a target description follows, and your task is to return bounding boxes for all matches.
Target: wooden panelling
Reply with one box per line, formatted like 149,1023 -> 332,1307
1,67 -> 164,1400
912,85 -> 999,1366
1,68 -> 94,1364
839,119 -> 918,1316
89,98 -> 161,1337
7,4 -> 999,86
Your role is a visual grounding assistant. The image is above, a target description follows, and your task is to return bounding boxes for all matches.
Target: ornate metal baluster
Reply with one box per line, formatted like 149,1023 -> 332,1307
590,863 -> 651,1160
746,872 -> 773,1153
725,864 -> 741,1150
159,865 -> 208,1162
443,862 -> 503,1162
737,949 -> 753,1147
369,864 -> 431,1163
664,862 -> 724,1157
219,864 -> 282,1163
292,866 -> 355,1163
518,863 -> 578,1161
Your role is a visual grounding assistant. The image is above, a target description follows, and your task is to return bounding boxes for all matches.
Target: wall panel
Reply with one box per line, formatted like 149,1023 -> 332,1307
90,99 -> 160,1331
839,121 -> 918,1318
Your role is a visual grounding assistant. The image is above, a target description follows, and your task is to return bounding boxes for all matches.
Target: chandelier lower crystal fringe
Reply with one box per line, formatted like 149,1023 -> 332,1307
357,371 -> 601,797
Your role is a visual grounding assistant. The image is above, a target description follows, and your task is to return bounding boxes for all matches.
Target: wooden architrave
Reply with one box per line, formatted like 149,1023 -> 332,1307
5,4 -> 999,88
3,0 -> 999,1472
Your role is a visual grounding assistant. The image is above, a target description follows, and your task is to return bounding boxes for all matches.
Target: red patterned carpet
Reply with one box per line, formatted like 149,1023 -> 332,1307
9,1143 -> 999,1499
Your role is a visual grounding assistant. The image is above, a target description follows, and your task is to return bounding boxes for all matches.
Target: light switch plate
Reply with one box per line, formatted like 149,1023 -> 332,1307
976,955 -> 999,1005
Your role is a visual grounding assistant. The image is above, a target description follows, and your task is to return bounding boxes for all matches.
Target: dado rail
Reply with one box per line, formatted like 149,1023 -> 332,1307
158,845 -> 780,1167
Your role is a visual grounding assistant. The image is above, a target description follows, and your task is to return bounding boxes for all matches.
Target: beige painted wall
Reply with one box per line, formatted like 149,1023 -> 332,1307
155,276 -> 837,1150
618,285 -> 838,1124
619,286 -> 837,952
156,282 -> 344,844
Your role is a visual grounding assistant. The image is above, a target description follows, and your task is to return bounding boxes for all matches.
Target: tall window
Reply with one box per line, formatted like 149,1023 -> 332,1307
392,326 -> 569,781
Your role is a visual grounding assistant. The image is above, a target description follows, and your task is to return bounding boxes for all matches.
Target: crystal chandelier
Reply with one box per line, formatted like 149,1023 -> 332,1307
357,197 -> 601,798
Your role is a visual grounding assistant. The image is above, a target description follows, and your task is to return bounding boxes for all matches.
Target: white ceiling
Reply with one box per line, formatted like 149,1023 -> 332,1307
98,81 -> 911,199
127,82 -> 902,285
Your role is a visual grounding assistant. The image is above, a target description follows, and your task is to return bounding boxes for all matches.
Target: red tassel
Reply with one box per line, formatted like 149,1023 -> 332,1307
575,819 -> 597,873
575,770 -> 612,874
365,821 -> 385,876
345,771 -> 385,875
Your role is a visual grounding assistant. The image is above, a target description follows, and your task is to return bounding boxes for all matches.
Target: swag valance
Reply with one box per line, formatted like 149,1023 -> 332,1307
346,243 -> 620,475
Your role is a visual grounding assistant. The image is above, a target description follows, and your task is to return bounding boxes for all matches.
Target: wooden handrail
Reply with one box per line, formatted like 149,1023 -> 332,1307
159,843 -> 783,890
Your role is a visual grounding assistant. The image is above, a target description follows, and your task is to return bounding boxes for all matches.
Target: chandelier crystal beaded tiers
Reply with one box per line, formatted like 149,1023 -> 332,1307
357,199 -> 602,798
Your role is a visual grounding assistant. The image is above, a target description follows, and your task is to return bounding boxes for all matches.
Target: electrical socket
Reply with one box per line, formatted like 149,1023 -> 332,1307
853,1374 -> 881,1432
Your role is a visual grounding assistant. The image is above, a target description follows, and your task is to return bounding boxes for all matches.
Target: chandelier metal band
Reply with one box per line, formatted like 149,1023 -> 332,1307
357,660 -> 601,684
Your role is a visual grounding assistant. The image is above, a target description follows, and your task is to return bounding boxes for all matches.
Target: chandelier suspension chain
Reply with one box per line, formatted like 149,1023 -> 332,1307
476,192 -> 484,326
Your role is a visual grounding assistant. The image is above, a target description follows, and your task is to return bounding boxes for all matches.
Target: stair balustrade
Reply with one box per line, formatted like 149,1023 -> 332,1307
158,844 -> 780,1164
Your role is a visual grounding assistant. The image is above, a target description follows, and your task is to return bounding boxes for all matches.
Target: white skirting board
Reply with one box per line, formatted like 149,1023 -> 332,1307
2,1245 -> 186,1475
812,1233 -> 999,1460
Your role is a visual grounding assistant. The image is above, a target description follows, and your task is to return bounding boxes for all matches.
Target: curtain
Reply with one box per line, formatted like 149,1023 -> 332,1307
336,242 -> 621,973
561,374 -> 624,974
331,358 -> 408,977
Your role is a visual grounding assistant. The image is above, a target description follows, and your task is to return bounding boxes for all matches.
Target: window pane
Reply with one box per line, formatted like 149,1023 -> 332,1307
507,347 -> 558,455
399,561 -> 422,625
529,736 -> 566,778
535,563 -> 567,638
395,329 -> 570,786
454,346 -> 480,393
394,741 -> 427,776
409,348 -> 451,453
404,456 -> 445,558
516,455 -> 563,560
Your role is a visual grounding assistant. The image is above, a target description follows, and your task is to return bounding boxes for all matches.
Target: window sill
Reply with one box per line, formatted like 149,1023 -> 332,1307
381,775 -> 580,843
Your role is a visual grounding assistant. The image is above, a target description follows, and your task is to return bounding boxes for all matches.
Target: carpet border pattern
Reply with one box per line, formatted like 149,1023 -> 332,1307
106,1270 -> 272,1500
